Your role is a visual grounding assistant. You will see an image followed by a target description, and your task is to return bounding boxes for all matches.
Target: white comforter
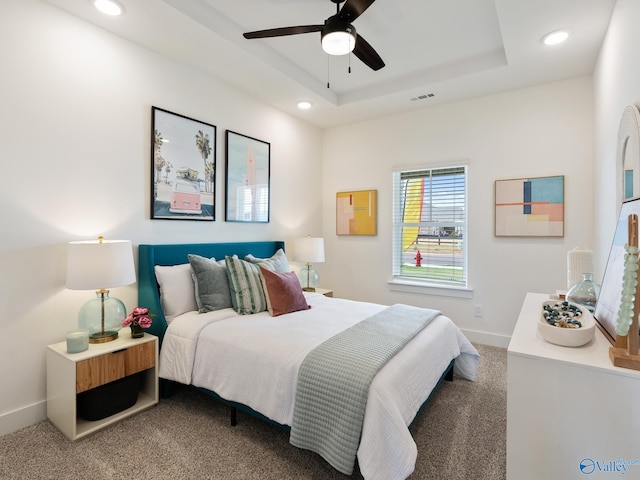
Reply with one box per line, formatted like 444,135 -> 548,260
159,293 -> 479,480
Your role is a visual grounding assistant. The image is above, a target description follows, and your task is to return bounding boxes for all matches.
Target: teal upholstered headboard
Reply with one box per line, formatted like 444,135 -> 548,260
138,241 -> 285,344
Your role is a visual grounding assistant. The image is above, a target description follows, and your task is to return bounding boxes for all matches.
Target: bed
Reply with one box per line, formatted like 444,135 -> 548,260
138,241 -> 479,480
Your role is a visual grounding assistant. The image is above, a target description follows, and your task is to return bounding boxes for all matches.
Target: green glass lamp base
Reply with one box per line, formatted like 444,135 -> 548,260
78,290 -> 126,344
88,330 -> 119,344
298,265 -> 319,291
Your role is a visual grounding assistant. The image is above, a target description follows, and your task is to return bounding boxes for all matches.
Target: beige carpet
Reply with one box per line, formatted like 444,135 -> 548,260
0,344 -> 506,480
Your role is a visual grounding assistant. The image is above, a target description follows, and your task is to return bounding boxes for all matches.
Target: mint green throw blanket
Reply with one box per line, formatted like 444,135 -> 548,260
289,304 -> 441,475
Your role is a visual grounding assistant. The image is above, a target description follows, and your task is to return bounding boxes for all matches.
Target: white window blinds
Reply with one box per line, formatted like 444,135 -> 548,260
392,165 -> 467,287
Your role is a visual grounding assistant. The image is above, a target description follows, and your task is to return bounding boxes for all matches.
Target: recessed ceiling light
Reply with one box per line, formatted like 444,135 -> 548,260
297,101 -> 313,110
93,0 -> 123,16
542,30 -> 570,46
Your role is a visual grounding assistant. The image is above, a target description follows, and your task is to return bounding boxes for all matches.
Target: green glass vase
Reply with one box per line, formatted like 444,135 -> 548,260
566,273 -> 600,313
130,324 -> 144,338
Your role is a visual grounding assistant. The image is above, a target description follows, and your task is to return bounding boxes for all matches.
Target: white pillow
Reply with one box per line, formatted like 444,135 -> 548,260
154,264 -> 198,322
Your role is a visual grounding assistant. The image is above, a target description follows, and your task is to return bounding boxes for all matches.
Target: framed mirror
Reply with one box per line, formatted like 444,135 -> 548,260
619,105 -> 640,201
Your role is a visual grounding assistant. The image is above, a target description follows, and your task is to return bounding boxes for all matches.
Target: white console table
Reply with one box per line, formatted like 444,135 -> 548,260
507,293 -> 640,479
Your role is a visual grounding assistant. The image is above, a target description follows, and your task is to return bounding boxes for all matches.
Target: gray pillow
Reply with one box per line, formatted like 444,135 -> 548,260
188,254 -> 232,312
244,248 -> 290,273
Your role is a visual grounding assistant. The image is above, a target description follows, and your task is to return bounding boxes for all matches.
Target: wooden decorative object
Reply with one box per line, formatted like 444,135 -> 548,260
609,214 -> 640,370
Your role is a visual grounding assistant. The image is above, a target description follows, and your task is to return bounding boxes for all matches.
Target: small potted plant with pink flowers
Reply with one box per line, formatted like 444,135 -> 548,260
122,307 -> 153,338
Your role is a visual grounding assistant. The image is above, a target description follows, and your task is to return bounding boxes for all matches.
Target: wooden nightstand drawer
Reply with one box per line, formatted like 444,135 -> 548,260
76,350 -> 126,393
76,342 -> 156,393
125,341 -> 156,375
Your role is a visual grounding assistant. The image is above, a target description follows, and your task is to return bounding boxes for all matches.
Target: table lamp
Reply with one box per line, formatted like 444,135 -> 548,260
66,236 -> 136,343
293,236 -> 325,292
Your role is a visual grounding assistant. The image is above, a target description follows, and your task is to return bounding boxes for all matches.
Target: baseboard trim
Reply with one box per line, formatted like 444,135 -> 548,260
461,328 -> 511,348
0,400 -> 47,437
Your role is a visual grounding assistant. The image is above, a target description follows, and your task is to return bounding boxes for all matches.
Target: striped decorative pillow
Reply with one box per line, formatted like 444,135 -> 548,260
225,255 -> 267,314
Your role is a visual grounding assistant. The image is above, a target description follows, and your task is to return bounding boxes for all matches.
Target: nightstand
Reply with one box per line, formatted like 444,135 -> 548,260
46,329 -> 158,440
314,288 -> 333,297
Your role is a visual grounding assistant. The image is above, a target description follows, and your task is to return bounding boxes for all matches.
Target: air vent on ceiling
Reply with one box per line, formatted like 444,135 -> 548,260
410,93 -> 435,102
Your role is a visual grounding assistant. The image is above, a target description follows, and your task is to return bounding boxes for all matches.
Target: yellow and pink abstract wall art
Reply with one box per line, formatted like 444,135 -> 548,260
336,190 -> 377,235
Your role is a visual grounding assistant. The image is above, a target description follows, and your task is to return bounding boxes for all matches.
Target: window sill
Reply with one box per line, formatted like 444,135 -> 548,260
388,278 -> 473,299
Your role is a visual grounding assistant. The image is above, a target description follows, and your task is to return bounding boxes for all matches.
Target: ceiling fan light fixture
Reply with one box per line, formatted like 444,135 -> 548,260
321,19 -> 356,56
322,31 -> 356,55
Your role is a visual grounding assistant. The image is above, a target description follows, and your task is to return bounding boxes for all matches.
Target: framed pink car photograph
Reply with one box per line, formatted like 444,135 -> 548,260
151,107 -> 216,221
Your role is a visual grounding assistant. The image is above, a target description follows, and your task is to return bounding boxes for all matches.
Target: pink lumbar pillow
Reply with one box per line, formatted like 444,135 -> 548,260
259,266 -> 311,316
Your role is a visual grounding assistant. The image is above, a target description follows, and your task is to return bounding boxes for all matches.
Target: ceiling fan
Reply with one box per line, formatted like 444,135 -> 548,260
242,0 -> 385,71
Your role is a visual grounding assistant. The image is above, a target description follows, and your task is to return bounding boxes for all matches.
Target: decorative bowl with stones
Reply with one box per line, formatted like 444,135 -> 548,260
538,300 -> 596,347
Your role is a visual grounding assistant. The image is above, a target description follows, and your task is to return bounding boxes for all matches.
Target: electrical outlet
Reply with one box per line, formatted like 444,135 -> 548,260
474,305 -> 484,318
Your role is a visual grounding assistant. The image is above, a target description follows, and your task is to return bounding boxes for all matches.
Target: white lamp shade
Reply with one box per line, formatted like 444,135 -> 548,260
293,237 -> 325,263
66,239 -> 136,290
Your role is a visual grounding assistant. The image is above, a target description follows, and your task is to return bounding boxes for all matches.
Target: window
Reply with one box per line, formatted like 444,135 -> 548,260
234,184 -> 269,222
392,165 -> 467,289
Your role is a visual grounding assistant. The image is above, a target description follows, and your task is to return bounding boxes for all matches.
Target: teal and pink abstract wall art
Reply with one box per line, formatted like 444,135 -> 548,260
494,175 -> 564,237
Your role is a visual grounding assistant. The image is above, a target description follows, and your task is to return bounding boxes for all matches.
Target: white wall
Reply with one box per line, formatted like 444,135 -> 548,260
322,77 -> 595,345
593,0 -> 640,278
0,0 -> 322,435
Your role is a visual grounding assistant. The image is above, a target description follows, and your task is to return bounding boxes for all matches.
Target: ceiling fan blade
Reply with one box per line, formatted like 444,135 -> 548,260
339,0 -> 376,22
352,34 -> 385,71
243,25 -> 323,39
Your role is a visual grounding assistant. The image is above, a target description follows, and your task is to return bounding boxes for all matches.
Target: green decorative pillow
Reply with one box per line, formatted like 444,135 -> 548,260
187,254 -> 232,313
225,256 -> 267,315
244,248 -> 290,273
259,266 -> 310,317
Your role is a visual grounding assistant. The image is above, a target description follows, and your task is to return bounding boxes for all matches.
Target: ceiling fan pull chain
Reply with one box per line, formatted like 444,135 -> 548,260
349,51 -> 352,74
327,55 -> 331,89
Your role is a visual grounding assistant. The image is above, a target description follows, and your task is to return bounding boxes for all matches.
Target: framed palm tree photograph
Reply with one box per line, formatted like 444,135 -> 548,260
151,106 -> 216,220
225,130 -> 270,223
